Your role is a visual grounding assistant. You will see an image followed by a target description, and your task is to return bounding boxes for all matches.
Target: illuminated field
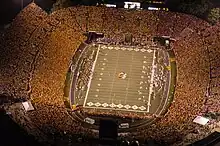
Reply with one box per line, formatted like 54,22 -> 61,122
71,43 -> 171,115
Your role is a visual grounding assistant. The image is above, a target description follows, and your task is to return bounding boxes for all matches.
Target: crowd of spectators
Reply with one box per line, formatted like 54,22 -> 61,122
83,108 -> 154,120
0,3 -> 47,100
201,23 -> 220,114
131,27 -> 210,144
1,2 -> 220,145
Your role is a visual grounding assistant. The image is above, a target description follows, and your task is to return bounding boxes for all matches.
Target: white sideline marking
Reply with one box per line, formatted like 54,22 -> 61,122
83,45 -> 100,107
84,106 -> 147,113
147,50 -> 156,112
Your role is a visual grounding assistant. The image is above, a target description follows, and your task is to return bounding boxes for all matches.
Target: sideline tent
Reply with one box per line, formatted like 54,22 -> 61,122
22,101 -> 34,112
193,116 -> 209,125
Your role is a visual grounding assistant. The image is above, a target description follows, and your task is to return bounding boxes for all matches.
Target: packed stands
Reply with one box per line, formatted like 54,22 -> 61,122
0,3 -> 47,99
1,2 -> 220,145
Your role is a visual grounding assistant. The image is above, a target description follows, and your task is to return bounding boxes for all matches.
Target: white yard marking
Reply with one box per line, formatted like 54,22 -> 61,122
109,50 -> 120,105
125,51 -> 134,104
147,49 -> 156,112
84,106 -> 148,113
83,45 -> 100,107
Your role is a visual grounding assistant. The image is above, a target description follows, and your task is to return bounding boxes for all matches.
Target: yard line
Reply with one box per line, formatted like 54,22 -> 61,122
89,89 -> 149,94
109,49 -> 120,105
147,50 -> 156,112
125,51 -> 134,104
83,45 -> 100,107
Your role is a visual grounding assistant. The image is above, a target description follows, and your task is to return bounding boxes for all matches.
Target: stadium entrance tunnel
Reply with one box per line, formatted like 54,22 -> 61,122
63,33 -> 177,132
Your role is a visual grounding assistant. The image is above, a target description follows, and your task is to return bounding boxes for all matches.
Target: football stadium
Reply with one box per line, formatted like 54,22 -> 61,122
64,33 -> 176,132
1,1 -> 220,146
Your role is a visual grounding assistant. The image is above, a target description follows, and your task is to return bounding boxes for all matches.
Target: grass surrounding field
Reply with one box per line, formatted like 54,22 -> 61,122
160,50 -> 177,115
63,70 -> 72,109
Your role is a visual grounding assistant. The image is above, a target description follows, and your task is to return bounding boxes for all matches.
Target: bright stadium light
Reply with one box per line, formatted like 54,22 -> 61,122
105,4 -> 117,8
124,2 -> 141,9
148,7 -> 159,11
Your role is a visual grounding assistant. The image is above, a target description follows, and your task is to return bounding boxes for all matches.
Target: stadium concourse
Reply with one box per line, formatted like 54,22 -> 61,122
0,2 -> 220,145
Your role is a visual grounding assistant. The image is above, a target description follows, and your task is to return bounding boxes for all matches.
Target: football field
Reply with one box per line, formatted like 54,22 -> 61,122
83,44 -> 159,113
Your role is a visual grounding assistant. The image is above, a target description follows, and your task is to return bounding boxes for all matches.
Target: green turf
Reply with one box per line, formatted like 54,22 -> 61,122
160,50 -> 177,115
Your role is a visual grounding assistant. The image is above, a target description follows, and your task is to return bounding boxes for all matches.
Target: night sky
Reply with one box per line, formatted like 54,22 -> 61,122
0,0 -> 55,25
1,0 -> 220,27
